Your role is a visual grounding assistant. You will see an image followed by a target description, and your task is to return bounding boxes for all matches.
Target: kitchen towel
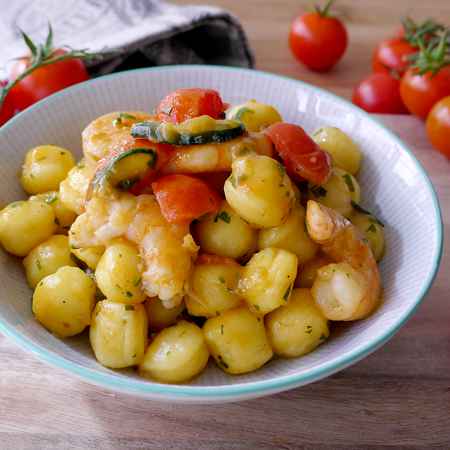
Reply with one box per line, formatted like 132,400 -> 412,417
0,0 -> 254,75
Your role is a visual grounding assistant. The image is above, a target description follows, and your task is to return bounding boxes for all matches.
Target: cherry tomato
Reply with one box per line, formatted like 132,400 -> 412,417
8,49 -> 89,111
352,72 -> 408,114
157,88 -> 225,123
400,66 -> 450,119
0,92 -> 15,126
372,38 -> 416,75
196,254 -> 239,266
289,2 -> 348,72
426,96 -> 450,158
265,123 -> 332,185
152,174 -> 221,224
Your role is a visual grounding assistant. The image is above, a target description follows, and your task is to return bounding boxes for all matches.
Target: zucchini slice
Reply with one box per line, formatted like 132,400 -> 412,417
131,115 -> 245,145
92,147 -> 157,192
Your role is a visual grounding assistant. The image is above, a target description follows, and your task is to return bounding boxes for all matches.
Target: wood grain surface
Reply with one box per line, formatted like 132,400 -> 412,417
2,1 -> 450,449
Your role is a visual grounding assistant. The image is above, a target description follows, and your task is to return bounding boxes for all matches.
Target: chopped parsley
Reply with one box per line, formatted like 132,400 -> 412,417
220,324 -> 224,335
113,112 -> 137,127
54,217 -> 60,226
126,291 -> 133,298
60,151 -> 66,156
133,277 -> 142,287
277,162 -> 286,177
218,276 -> 226,284
253,304 -> 260,311
342,174 -> 355,192
305,325 -> 313,334
310,185 -> 327,197
45,193 -> 58,204
217,354 -> 229,369
283,283 -> 292,301
235,146 -> 252,157
228,175 -> 237,188
117,178 -> 138,190
319,333 -> 327,341
125,305 -> 135,311
366,223 -> 377,233
36,259 -> 42,270
214,211 -> 231,224
351,201 -> 385,227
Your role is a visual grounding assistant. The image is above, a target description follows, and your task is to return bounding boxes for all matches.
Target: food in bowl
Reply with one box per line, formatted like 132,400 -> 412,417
0,88 -> 386,384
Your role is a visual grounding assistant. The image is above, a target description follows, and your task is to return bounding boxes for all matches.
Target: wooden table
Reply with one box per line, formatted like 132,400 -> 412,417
2,2 -> 450,449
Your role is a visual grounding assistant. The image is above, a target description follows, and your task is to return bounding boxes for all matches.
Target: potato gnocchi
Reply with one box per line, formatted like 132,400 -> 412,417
0,88 -> 385,384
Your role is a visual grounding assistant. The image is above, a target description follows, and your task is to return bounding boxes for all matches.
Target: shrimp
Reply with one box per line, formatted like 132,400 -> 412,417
82,111 -> 155,164
162,132 -> 273,174
69,193 -> 198,308
306,200 -> 381,321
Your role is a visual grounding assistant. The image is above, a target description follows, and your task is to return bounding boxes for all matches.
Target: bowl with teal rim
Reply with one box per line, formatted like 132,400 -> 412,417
0,65 -> 443,403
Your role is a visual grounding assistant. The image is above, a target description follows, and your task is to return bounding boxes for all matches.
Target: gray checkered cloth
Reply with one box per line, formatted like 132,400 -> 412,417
1,0 -> 254,75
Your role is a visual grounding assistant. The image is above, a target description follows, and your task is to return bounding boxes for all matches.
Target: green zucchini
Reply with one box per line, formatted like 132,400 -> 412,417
131,115 -> 245,145
92,147 -> 157,191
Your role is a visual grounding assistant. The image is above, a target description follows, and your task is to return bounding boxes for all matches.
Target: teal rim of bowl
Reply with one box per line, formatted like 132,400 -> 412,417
0,65 -> 444,398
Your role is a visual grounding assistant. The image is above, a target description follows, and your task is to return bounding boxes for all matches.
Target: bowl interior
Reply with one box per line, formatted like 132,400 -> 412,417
0,66 -> 442,401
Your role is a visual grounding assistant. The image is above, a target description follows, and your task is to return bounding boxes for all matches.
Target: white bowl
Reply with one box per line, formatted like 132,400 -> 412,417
0,65 -> 443,403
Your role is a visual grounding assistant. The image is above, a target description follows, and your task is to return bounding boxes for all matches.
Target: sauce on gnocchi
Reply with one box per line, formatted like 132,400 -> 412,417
0,88 -> 386,384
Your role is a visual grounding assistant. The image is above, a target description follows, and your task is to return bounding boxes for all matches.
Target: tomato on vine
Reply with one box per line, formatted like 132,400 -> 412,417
400,32 -> 450,119
289,0 -> 348,72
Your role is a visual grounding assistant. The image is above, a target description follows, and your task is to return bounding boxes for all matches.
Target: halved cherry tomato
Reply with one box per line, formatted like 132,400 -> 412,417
289,1 -> 348,72
400,66 -> 450,119
426,96 -> 450,158
9,49 -> 89,111
352,72 -> 408,114
372,38 -> 416,75
157,88 -> 225,123
196,254 -> 239,266
152,174 -> 221,224
265,123 -> 332,185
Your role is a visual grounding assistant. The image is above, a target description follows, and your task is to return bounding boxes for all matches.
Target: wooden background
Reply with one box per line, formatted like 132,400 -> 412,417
2,1 -> 450,449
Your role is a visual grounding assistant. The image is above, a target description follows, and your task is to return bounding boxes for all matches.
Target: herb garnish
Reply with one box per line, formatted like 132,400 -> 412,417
351,201 -> 385,227
283,283 -> 292,301
305,325 -> 313,334
45,193 -> 58,204
235,107 -> 253,121
113,112 -> 137,127
214,211 -> 231,223
125,305 -> 135,311
342,174 -> 355,192
310,185 -> 327,197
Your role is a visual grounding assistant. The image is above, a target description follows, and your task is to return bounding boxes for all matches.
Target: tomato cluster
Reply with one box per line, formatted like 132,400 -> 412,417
0,27 -> 90,127
351,19 -> 450,158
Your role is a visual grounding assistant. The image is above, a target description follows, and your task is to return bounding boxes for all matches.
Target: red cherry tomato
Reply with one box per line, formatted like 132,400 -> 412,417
352,72 -> 408,114
8,49 -> 89,111
400,66 -> 450,119
152,174 -> 221,224
372,38 -> 416,75
426,96 -> 450,158
196,254 -> 239,266
289,2 -> 348,72
0,92 -> 15,126
157,88 -> 225,123
265,123 -> 332,185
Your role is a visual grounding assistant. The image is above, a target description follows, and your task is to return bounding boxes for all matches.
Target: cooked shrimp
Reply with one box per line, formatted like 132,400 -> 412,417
82,111 -> 155,164
306,200 -> 381,321
162,132 -> 273,174
69,193 -> 197,307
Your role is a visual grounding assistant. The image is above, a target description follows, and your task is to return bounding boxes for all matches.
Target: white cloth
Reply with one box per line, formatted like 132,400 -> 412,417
0,0 -> 254,74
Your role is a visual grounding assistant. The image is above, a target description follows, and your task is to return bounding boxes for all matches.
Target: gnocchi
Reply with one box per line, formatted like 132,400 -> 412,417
203,307 -> 273,374
139,321 -> 209,383
238,247 -> 298,315
258,204 -> 318,264
20,145 -> 76,194
90,300 -> 148,368
32,266 -> 96,337
95,239 -> 146,304
23,235 -> 77,288
185,261 -> 242,317
194,200 -> 257,259
0,200 -> 56,256
224,154 -> 296,228
266,288 -> 329,357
